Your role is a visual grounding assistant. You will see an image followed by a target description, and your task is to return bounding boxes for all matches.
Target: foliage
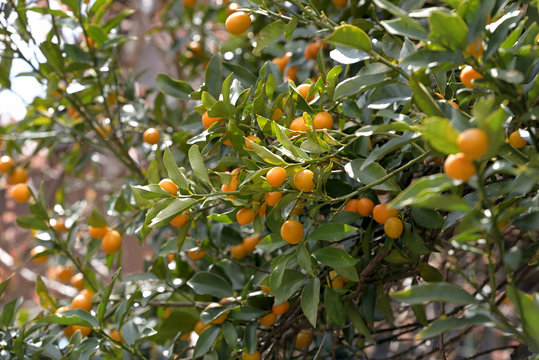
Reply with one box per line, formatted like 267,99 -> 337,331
0,0 -> 538,359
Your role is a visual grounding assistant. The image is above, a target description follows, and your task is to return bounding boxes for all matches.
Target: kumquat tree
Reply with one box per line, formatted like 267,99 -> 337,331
0,0 -> 538,359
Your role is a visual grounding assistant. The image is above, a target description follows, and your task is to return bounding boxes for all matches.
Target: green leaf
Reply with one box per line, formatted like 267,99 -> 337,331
390,174 -> 455,209
188,145 -> 212,187
205,55 -> 222,99
334,64 -> 389,99
308,223 -> 358,242
146,159 -> 160,184
512,211 -> 539,231
326,25 -> 372,53
273,270 -> 308,305
297,245 -> 314,276
344,301 -> 374,342
97,268 -> 120,326
87,208 -> 107,227
410,73 -> 444,117
362,132 -> 418,170
301,278 -> 320,327
222,322 -> 238,348
149,198 -> 198,228
0,274 -> 14,300
248,141 -> 287,165
243,322 -> 258,354
187,272 -> 233,298
324,288 -> 345,326
390,283 -> 476,305
344,159 -> 401,192
418,263 -> 443,282
507,285 -> 539,351
254,20 -> 286,56
193,326 -> 220,358
35,275 -> 57,310
1,297 -> 22,328
417,314 -> 494,339
16,215 -> 48,230
163,147 -> 189,191
37,309 -> 99,328
156,74 -> 193,99
428,11 -> 468,50
313,247 -> 358,268
420,117 -> 460,154
380,18 -> 429,41
411,207 -> 444,229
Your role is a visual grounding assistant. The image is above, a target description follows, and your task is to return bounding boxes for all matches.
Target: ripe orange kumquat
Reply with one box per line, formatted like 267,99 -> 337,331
31,246 -> 48,263
170,213 -> 189,227
245,135 -> 261,150
102,230 -> 122,254
343,199 -> 359,213
384,217 -> 404,239
293,169 -> 315,192
290,116 -> 308,133
70,273 -> 84,290
460,66 -> 483,88
444,153 -> 477,181
187,248 -> 206,260
265,191 -> 282,207
259,312 -> 276,327
143,127 -> 160,145
231,244 -> 248,259
202,111 -> 223,129
373,203 -> 399,224
55,266 -> 73,283
466,38 -> 484,58
457,128 -> 489,160
0,155 -> 14,173
272,301 -> 289,315
205,303 -> 228,324
333,0 -> 347,5
72,293 -> 92,312
236,207 -> 256,225
194,320 -> 210,335
159,178 -> 178,195
243,235 -> 260,252
225,11 -> 251,35
304,42 -> 323,60
72,325 -> 91,337
88,226 -> 107,238
272,52 -> 291,73
280,220 -> 304,244
10,183 -> 31,203
266,167 -> 287,187
357,198 -> 375,217
313,112 -> 333,129
297,84 -> 314,101
7,167 -> 28,185
509,131 -> 527,149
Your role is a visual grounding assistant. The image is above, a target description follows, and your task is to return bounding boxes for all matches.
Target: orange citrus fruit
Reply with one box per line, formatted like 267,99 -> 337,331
457,128 -> 489,159
237,207 -> 256,225
373,203 -> 398,224
509,131 -> 527,149
272,300 -> 289,315
10,183 -> 31,203
293,169 -> 315,192
243,235 -> 260,252
280,220 -> 304,244
444,153 -> 477,181
259,312 -> 276,327
202,111 -> 223,129
70,273 -> 84,290
225,11 -> 251,35
143,128 -> 160,145
266,167 -> 287,187
295,329 -> 312,349
205,303 -> 228,324
88,226 -> 107,238
343,199 -> 359,213
313,112 -> 333,129
159,178 -> 178,195
102,230 -> 122,254
187,248 -> 206,260
7,167 -> 28,185
30,246 -> 48,263
357,198 -> 375,217
265,191 -> 282,206
290,116 -> 308,133
0,155 -> 14,173
72,293 -> 92,311
231,244 -> 248,259
384,217 -> 404,238
460,66 -> 483,88
170,213 -> 189,227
